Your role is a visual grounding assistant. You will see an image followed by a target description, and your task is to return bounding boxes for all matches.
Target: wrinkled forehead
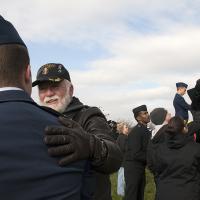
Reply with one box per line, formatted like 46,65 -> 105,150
38,80 -> 64,89
178,86 -> 187,90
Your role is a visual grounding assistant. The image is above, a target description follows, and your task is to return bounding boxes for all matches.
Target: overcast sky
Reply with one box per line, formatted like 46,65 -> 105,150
1,0 -> 200,122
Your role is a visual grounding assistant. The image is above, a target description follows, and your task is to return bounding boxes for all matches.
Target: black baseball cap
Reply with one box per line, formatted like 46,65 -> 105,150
32,63 -> 71,87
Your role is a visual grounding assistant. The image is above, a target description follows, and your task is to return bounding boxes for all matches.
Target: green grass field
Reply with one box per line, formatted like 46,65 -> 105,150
111,169 -> 155,200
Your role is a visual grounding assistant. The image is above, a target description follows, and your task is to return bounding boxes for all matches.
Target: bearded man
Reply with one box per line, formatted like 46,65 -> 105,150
32,63 -> 122,200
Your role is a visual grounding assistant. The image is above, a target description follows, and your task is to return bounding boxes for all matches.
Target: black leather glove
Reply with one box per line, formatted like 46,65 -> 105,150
44,117 -> 108,166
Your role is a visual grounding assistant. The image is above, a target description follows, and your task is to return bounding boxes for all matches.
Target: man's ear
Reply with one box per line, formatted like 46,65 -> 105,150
25,65 -> 32,83
69,84 -> 74,97
21,64 -> 32,95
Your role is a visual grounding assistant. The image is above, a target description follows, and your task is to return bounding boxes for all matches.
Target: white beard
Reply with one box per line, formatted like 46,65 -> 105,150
40,93 -> 72,113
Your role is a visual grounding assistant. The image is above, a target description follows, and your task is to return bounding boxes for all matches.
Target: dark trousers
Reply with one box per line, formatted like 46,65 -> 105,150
94,173 -> 112,200
124,161 -> 145,200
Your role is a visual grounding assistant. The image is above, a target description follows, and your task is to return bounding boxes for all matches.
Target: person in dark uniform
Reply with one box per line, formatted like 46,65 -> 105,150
173,82 -> 191,123
147,116 -> 200,200
32,63 -> 123,200
187,79 -> 200,143
124,105 -> 151,200
0,16 -> 89,200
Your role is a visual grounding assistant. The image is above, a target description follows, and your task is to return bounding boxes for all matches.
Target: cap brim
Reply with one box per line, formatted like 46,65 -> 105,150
32,80 -> 40,87
32,78 -> 63,87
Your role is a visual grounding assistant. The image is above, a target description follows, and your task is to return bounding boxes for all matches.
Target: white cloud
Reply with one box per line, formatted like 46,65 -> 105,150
70,26 -> 200,121
2,0 -> 199,121
1,0 -> 200,44
72,26 -> 200,86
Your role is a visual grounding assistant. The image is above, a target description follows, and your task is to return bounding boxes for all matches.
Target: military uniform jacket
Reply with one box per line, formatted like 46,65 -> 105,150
125,123 -> 151,166
173,93 -> 191,120
0,90 -> 87,200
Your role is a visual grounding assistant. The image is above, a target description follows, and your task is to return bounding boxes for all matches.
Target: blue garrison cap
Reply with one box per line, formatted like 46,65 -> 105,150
176,82 -> 188,88
0,15 -> 26,47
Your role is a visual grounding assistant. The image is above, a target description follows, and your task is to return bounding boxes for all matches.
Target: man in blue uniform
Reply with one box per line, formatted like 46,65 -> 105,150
173,82 -> 191,123
124,105 -> 151,200
0,16 -> 89,200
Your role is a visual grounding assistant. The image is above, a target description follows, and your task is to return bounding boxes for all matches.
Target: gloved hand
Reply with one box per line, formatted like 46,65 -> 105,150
44,116 -> 107,166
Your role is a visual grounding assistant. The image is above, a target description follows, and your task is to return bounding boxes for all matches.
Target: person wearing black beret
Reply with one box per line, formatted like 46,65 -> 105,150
173,82 -> 191,123
124,105 -> 151,200
0,15 -> 93,200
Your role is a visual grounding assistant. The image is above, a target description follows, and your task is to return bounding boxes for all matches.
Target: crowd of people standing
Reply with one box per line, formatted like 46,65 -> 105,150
113,80 -> 200,200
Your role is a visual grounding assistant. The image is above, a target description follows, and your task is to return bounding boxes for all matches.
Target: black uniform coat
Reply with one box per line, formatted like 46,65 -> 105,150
173,93 -> 191,120
148,131 -> 200,200
125,123 -> 151,164
117,134 -> 128,167
124,123 -> 151,200
63,97 -> 122,200
0,90 -> 87,200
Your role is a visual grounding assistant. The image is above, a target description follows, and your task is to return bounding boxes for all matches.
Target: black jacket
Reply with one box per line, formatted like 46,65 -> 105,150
117,134 -> 128,153
147,131 -> 200,200
117,134 -> 128,166
147,125 -> 167,175
188,111 -> 200,143
125,123 -> 151,166
63,97 -> 123,200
